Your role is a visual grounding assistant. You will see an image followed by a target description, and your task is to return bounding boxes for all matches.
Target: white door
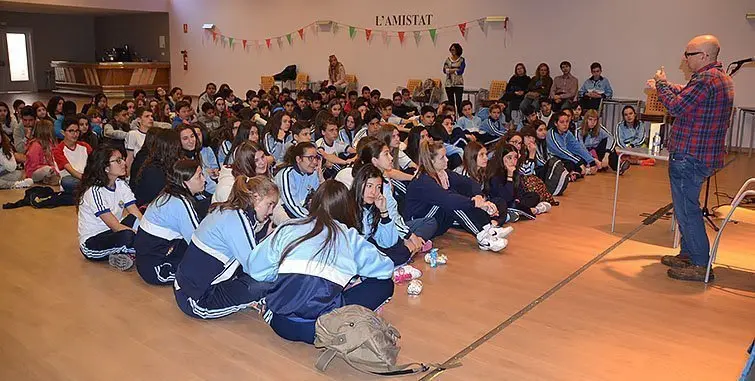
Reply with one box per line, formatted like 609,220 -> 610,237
0,28 -> 36,93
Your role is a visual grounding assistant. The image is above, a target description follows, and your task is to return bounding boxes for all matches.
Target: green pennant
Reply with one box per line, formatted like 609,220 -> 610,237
429,29 -> 437,43
228,37 -> 234,46
349,26 -> 356,39
286,33 -> 292,44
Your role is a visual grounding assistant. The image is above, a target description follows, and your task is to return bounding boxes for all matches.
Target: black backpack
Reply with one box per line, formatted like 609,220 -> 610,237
543,157 -> 569,196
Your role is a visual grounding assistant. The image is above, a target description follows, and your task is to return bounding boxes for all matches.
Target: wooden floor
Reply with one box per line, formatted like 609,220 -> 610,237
1,95 -> 755,380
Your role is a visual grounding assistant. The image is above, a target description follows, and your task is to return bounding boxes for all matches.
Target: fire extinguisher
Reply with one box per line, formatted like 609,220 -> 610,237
180,50 -> 188,71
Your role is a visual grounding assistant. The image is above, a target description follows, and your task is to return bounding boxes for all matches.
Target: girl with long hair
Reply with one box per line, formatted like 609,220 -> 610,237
404,125 -> 431,165
24,120 -> 59,185
245,180 -> 395,344
521,63 -> 553,112
273,142 -> 323,220
404,141 -> 512,251
134,159 -> 205,285
338,109 -> 362,148
215,117 -> 241,166
173,175 -> 279,319
197,82 -> 217,113
580,109 -> 627,174
77,112 -> 99,150
193,123 -> 220,194
76,146 -> 142,270
31,101 -> 49,122
263,111 -> 293,163
132,128 -> 183,207
0,101 -> 17,139
221,120 -> 258,166
486,143 -> 551,220
506,130 -> 559,206
502,63 -> 530,121
46,96 -> 64,122
546,111 -> 599,178
457,140 -> 487,185
93,93 -> 111,123
212,141 -> 269,203
0,128 -> 28,189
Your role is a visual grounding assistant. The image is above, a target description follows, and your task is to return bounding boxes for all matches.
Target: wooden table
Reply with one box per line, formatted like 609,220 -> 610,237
51,61 -> 170,97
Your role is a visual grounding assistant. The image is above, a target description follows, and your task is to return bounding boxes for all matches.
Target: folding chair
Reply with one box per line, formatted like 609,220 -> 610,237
705,177 -> 755,282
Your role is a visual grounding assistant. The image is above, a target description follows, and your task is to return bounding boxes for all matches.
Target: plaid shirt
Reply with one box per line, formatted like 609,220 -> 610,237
656,62 -> 734,169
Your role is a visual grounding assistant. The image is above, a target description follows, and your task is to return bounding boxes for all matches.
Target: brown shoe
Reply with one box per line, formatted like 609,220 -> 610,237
667,265 -> 713,282
661,254 -> 692,268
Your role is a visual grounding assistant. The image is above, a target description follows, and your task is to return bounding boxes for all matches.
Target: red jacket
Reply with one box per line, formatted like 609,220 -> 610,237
24,139 -> 57,178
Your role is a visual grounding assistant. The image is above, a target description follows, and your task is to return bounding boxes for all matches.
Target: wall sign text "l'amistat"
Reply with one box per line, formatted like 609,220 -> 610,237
375,14 -> 434,26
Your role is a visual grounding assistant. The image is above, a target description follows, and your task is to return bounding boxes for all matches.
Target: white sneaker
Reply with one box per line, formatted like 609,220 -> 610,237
486,225 -> 514,240
11,178 -> 33,189
535,202 -> 551,215
477,235 -> 508,252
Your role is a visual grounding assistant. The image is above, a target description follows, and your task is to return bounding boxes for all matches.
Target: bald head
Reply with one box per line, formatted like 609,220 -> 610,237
685,35 -> 720,71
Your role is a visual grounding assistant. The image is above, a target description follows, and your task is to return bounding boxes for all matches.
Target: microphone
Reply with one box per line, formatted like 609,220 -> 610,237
731,57 -> 754,65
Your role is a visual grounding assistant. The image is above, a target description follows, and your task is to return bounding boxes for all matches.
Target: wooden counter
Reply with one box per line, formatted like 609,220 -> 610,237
51,61 -> 170,97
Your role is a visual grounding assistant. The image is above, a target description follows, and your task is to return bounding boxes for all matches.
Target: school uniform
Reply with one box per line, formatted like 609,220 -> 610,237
78,179 -> 138,260
487,175 -> 540,220
52,141 -> 91,194
315,137 -> 352,179
274,165 -> 320,219
404,171 -> 491,238
360,204 -> 412,266
581,125 -> 619,171
217,140 -> 232,166
264,132 -> 293,164
613,121 -> 647,148
338,128 -> 358,148
125,129 -> 147,156
244,218 -> 395,344
546,127 -> 596,172
351,126 -> 369,148
199,146 -> 220,195
173,208 -> 273,319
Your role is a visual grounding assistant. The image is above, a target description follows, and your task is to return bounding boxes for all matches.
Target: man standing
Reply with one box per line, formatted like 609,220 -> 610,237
648,35 -> 734,282
550,61 -> 578,110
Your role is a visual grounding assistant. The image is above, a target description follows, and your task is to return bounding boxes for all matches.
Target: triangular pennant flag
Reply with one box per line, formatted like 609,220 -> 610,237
365,29 -> 372,41
212,31 -> 218,42
478,18 -> 486,32
298,28 -> 304,39
286,33 -> 292,45
265,38 -> 271,48
220,35 -> 226,45
276,37 -> 283,47
458,22 -> 467,37
413,30 -> 421,44
242,39 -> 247,49
228,37 -> 234,46
429,29 -> 437,43
398,31 -> 405,44
349,26 -> 356,39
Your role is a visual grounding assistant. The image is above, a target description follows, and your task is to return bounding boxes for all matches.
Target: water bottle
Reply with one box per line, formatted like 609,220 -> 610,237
651,133 -> 661,156
428,248 -> 438,268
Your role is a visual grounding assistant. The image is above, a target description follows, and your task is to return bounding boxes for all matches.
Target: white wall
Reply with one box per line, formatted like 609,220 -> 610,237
169,0 -> 755,105
1,0 -> 168,12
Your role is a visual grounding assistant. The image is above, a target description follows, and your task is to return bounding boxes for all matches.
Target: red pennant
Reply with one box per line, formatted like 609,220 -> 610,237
265,38 -> 271,48
458,23 -> 467,37
242,39 -> 247,49
298,28 -> 304,39
212,31 -> 218,42
398,31 -> 405,43
365,29 -> 372,41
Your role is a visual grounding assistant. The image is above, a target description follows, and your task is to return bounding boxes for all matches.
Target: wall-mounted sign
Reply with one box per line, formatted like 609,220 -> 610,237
375,14 -> 434,27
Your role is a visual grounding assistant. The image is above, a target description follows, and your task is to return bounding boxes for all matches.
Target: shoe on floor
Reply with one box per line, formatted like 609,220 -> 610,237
477,235 -> 508,252
619,160 -> 631,175
485,224 -> 514,239
393,264 -> 422,283
506,210 -> 520,223
11,178 -> 34,189
660,254 -> 692,268
534,202 -> 552,215
640,158 -> 656,166
667,265 -> 712,282
510,208 -> 536,221
108,253 -> 134,271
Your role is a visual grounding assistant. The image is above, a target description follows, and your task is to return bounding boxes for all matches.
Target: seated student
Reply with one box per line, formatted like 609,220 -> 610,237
504,131 -> 559,206
286,121 -> 312,153
13,106 -> 35,155
376,124 -> 416,175
0,129 -> 30,189
216,118 -> 241,166
53,100 -> 77,140
133,129 -> 183,208
404,141 -> 512,251
125,107 -> 153,176
613,105 -> 653,166
430,114 -> 468,170
167,87 -> 183,111
310,92 -> 323,113
513,105 -> 538,132
361,86 -> 371,100
192,124 -> 220,194
24,120 -> 60,185
171,101 -> 193,129
317,116 -> 356,179
134,159 -> 205,285
263,111 -> 293,164
281,98 -> 296,116
197,102 -> 221,130
401,88 -> 420,114
274,142 -> 324,220
477,99 -> 508,124
0,101 -> 17,139
580,109 -> 628,174
121,99 -> 136,122
293,95 -> 314,122
103,104 -> 131,150
252,100 -> 271,129
486,143 -> 551,220
578,62 -> 613,110
197,82 -> 217,113
521,122 -> 569,197
53,117 -> 92,194
404,125 -> 431,166
174,176 -> 279,320
369,89 -> 381,109
352,110 -> 381,148
77,112 -> 99,150
501,63 -> 530,122
129,128 -> 159,191
477,103 -> 508,143
538,99 -> 555,126
377,99 -> 411,135
455,100 -> 488,140
213,141 -> 269,203
546,111 -> 600,179
391,91 -> 415,119
242,180 -> 394,344
76,146 -> 142,270
455,140 -> 487,187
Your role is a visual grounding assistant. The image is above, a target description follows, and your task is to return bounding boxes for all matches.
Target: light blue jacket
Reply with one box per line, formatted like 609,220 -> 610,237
581,125 -> 616,151
613,121 -> 647,148
140,194 -> 200,244
578,76 -> 613,99
360,206 -> 399,248
547,128 -> 595,165
264,132 -> 293,164
200,146 -> 219,194
274,165 -> 321,218
456,115 -> 482,133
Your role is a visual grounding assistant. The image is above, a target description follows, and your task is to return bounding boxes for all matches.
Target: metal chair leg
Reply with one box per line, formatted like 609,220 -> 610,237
705,189 -> 755,283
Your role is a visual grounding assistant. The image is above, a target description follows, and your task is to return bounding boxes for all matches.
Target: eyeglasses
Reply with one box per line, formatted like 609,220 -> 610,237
64,129 -> 80,134
684,51 -> 704,58
109,158 -> 124,164
300,155 -> 322,162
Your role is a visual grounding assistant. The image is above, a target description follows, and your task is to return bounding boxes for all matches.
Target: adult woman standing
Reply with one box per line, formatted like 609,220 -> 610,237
443,43 -> 466,116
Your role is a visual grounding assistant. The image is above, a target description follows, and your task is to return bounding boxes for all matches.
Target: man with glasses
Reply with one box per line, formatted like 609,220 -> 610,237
53,117 -> 93,194
647,34 -> 735,282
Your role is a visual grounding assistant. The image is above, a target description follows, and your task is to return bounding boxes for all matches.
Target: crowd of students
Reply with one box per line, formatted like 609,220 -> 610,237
0,55 -> 653,344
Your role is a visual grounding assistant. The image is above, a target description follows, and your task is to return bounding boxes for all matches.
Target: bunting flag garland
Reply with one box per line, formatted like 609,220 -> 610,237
203,17 -> 508,52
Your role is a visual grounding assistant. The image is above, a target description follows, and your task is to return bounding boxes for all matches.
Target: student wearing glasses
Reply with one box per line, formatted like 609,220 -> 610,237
53,117 -> 92,194
273,142 -> 324,221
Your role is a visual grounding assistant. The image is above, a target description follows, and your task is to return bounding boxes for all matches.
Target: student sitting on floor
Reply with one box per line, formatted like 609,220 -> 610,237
243,180 -> 395,344
477,103 -> 508,144
124,107 -> 153,177
317,116 -> 356,179
134,159 -> 205,285
456,100 -> 491,142
503,131 -> 559,207
404,141 -> 512,251
486,143 -> 551,220
263,111 -> 294,164
377,99 -> 411,135
132,129 -> 183,208
521,122 -> 570,197
220,120 -> 257,166
580,109 -> 629,174
338,110 -> 362,148
613,105 -> 653,165
546,111 -> 600,179
430,114 -> 468,170
513,105 -> 539,132
455,140 -> 487,189
197,102 -> 221,130
173,176 -> 279,320
352,110 -> 382,148
285,121 -> 312,153
404,125 -> 431,166
0,129 -> 29,189
53,117 -> 92,194
24,120 -> 60,185
76,145 -> 142,271
77,113 -> 99,150
194,124 -> 220,195
213,141 -> 269,203
273,142 -> 324,220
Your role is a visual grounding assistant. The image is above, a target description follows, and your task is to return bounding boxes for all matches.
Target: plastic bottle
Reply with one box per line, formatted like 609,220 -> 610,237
651,133 -> 661,156
428,248 -> 438,268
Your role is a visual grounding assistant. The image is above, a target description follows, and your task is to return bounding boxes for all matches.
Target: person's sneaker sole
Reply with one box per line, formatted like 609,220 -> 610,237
660,255 -> 692,268
619,160 -> 631,175
108,253 -> 134,271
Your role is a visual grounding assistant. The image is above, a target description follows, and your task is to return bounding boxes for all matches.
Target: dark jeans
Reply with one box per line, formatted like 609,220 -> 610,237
60,176 -> 80,194
669,153 -> 714,266
445,86 -> 463,116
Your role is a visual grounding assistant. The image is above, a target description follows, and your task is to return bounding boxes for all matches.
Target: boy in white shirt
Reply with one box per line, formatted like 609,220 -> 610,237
53,117 -> 92,194
125,108 -> 153,177
316,116 -> 356,179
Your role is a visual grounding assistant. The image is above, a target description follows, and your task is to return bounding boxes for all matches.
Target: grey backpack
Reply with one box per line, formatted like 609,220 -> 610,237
313,305 -> 430,376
